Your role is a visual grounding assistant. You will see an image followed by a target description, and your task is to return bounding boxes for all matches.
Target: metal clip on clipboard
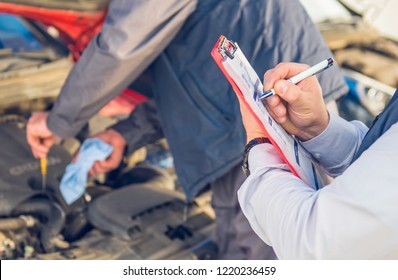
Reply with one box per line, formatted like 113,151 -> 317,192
217,36 -> 238,60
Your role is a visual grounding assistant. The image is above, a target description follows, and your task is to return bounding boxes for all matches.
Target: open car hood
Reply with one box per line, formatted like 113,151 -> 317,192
0,0 -> 110,59
0,0 -> 110,12
300,0 -> 398,43
340,0 -> 398,42
300,0 -> 398,125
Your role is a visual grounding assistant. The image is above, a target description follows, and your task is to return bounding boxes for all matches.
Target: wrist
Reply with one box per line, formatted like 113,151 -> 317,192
296,111 -> 330,142
242,137 -> 271,176
246,132 -> 268,144
106,128 -> 127,147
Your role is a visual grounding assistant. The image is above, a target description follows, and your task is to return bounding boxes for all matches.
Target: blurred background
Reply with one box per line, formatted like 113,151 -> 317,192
0,0 -> 397,260
301,0 -> 398,126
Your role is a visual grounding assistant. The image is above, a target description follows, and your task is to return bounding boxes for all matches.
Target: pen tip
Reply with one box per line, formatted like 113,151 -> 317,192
327,57 -> 334,67
260,89 -> 275,100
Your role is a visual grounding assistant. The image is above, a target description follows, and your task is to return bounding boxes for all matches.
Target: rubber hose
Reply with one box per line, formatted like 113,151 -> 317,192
0,216 -> 35,231
12,198 -> 66,252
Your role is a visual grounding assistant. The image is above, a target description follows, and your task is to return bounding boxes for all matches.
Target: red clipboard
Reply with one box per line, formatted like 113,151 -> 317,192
211,35 -> 321,189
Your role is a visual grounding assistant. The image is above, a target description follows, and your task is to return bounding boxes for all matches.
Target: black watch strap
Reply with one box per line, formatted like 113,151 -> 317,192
242,137 -> 271,177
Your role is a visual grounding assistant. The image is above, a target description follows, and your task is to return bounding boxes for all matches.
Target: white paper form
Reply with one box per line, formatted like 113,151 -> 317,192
222,45 -> 322,190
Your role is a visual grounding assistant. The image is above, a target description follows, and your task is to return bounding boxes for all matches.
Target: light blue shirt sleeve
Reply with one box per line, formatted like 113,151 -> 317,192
300,112 -> 369,176
238,120 -> 398,259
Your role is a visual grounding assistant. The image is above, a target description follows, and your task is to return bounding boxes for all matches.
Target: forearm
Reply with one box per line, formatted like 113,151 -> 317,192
238,134 -> 398,259
47,0 -> 197,138
111,100 -> 164,154
238,144 -> 318,259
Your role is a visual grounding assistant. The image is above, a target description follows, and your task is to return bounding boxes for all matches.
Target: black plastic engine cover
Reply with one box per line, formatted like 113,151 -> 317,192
0,122 -> 71,215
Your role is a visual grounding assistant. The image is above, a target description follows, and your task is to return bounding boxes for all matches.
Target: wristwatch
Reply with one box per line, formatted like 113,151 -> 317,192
242,137 -> 271,177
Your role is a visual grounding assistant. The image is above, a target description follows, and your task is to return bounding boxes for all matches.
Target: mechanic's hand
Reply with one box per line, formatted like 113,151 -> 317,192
73,129 -> 127,177
263,62 -> 329,141
237,94 -> 268,144
26,112 -> 61,159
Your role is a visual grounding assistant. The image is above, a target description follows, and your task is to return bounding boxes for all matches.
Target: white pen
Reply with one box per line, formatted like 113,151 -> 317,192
259,57 -> 334,99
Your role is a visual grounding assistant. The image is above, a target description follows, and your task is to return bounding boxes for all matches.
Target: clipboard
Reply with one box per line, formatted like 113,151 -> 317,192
211,35 -> 322,190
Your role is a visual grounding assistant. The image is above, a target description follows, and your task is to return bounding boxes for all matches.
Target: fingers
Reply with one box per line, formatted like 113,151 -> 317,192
236,93 -> 251,118
89,161 -> 108,177
88,156 -> 121,177
261,62 -> 329,140
26,129 -> 50,159
26,111 -> 58,158
83,129 -> 127,177
236,93 -> 268,143
263,94 -> 287,124
26,133 -> 60,159
88,146 -> 124,177
263,62 -> 321,110
273,80 -> 302,105
43,136 -> 61,149
263,62 -> 309,92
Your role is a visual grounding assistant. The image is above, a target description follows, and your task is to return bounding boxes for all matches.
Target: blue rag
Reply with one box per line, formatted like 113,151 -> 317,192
60,138 -> 113,205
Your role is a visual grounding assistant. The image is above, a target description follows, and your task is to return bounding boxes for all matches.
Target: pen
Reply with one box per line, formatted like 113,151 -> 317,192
259,57 -> 334,99
40,157 -> 47,191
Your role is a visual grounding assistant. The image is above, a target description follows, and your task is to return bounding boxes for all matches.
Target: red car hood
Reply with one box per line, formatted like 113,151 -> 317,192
0,0 -> 110,60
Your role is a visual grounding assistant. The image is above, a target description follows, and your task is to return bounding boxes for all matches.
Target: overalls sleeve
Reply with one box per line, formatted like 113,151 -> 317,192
47,0 -> 197,138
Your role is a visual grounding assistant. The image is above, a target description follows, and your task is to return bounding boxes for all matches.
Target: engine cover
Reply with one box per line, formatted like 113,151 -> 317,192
0,121 -> 71,215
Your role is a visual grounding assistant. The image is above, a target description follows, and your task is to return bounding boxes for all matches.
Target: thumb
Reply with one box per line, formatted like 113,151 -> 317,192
274,80 -> 301,105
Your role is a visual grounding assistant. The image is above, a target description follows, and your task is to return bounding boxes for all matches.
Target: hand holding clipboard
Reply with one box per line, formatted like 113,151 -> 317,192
211,35 -> 328,189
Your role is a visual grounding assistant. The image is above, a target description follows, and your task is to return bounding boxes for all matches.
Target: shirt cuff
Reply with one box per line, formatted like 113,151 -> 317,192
248,143 -> 289,175
47,111 -> 83,139
299,112 -> 363,174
